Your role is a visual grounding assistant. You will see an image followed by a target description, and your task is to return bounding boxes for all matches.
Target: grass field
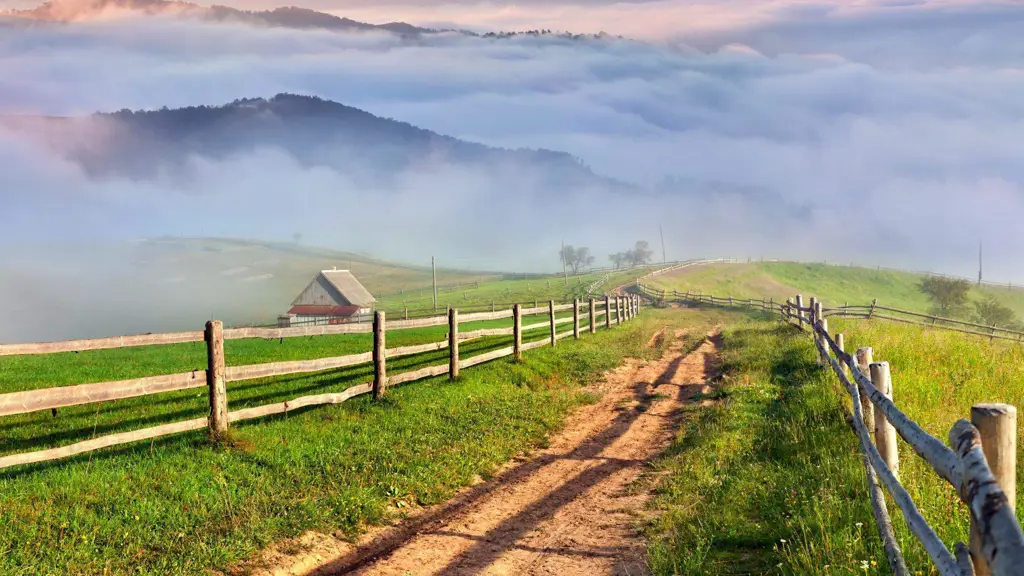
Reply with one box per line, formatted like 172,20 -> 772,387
645,307 -> 1024,575
647,261 -> 1024,319
0,307 -> 664,575
373,267 -> 648,314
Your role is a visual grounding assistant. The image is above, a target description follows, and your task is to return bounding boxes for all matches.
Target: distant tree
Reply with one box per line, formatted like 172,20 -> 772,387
609,252 -> 627,270
559,245 -> 595,274
292,232 -> 303,244
973,296 -> 1021,329
919,276 -> 971,317
626,241 -> 653,267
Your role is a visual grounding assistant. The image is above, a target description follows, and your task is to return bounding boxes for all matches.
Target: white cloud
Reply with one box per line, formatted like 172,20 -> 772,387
0,0 -> 1022,339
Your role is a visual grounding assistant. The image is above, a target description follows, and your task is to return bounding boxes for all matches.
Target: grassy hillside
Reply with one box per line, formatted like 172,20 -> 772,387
374,268 -> 645,314
646,261 -> 1024,320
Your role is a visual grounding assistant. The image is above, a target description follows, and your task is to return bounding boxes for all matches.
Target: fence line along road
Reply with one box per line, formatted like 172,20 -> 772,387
635,282 -> 1024,576
0,295 -> 643,471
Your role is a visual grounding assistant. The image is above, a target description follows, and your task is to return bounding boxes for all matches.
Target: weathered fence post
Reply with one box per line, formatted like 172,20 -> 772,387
969,403 -> 1018,576
513,304 -> 523,361
589,298 -> 597,334
404,306 -> 408,321
573,299 -> 580,339
549,300 -> 557,346
856,348 -> 875,433
605,296 -> 612,329
205,320 -> 227,437
449,308 -> 459,380
373,311 -> 387,399
835,333 -> 845,372
796,295 -> 805,327
634,294 -> 639,316
769,297 -> 774,318
814,301 -> 825,366
869,362 -> 899,479
869,298 -> 877,319
818,318 -> 829,367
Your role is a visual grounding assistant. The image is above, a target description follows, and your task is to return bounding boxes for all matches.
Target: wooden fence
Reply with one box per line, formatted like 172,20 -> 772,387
0,294 -> 643,471
635,282 -> 1024,576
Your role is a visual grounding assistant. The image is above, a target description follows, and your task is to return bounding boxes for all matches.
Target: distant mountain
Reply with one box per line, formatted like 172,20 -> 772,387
4,0 -> 437,35
1,93 -> 623,190
3,0 -> 621,41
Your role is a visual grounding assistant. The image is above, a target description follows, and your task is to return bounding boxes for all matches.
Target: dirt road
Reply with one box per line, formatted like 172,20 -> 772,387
267,327 -> 722,576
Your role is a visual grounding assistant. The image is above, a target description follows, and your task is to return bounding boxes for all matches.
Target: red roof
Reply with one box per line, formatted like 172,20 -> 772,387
288,305 -> 362,317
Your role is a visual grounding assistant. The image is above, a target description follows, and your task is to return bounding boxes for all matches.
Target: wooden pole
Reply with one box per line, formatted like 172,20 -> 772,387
573,299 -> 580,339
205,320 -> 227,438
513,304 -> 523,361
605,296 -> 611,329
819,318 -> 829,367
589,298 -> 596,334
970,403 -> 1018,576
373,311 -> 387,400
809,297 -> 819,326
856,347 -> 875,433
835,333 -> 845,371
615,297 -> 621,324
449,308 -> 459,380
549,300 -> 557,347
796,295 -> 805,327
869,361 -> 899,480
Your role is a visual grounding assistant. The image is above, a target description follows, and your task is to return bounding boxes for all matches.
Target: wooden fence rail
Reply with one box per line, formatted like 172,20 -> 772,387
0,295 -> 643,472
636,282 -> 1024,576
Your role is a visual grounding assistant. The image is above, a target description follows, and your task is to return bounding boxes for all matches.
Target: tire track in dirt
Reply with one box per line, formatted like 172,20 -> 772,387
241,327 -> 722,576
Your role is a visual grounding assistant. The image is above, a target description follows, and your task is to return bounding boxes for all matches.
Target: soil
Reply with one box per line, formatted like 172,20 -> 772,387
236,327 -> 722,576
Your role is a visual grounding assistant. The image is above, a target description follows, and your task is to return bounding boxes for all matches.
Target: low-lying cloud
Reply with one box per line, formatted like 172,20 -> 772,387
1,0 -> 1023,338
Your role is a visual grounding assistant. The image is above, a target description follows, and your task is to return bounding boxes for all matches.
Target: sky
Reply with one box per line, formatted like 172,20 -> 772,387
1,0 -> 1023,338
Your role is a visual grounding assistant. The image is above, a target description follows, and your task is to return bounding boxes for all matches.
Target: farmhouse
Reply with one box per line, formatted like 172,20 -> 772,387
278,268 -> 376,327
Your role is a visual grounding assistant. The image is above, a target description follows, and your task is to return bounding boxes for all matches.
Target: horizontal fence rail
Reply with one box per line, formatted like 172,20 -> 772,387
0,295 -> 643,472
637,281 -> 1024,576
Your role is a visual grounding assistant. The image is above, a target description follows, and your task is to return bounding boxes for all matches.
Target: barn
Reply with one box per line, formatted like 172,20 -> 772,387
278,268 -> 376,327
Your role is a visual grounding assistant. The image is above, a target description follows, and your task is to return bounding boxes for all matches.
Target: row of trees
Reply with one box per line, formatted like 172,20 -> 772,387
918,276 -> 1022,329
558,241 -> 655,274
609,241 -> 654,269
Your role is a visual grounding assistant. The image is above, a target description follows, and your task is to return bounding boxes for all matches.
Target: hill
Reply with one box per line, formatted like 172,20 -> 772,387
0,237 -> 495,343
645,261 -> 1024,319
3,0 -> 435,35
0,93 -> 615,190
3,0 -> 619,41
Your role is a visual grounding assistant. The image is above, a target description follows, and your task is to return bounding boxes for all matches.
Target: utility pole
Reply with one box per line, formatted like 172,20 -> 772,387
561,238 -> 567,285
659,223 -> 667,264
432,256 -> 438,311
978,240 -> 983,286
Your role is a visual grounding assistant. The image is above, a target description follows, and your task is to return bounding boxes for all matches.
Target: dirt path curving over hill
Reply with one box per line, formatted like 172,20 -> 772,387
241,327 -> 722,576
